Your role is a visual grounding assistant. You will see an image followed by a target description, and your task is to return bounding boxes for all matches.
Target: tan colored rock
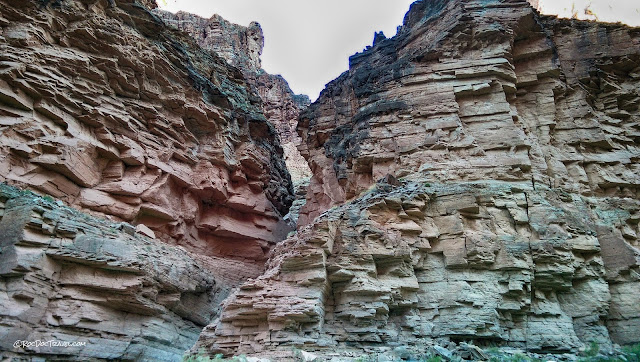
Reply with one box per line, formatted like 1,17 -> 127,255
155,9 -> 312,186
197,178 -> 639,358
135,223 -> 156,239
194,0 -> 640,359
297,0 -> 640,226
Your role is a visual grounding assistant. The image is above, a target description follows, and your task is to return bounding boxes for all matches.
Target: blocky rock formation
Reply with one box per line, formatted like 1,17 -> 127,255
195,0 -> 640,358
0,183 -> 241,361
0,0 -> 294,263
156,10 -> 313,184
0,0 -> 297,359
297,0 -> 640,226
255,73 -> 311,184
153,11 -> 264,74
2,0 -> 639,359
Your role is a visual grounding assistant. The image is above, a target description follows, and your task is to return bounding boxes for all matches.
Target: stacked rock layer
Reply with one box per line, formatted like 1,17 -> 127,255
0,0 -> 294,263
195,0 -> 640,358
0,184 -> 231,360
0,0 -> 295,360
156,10 -> 313,185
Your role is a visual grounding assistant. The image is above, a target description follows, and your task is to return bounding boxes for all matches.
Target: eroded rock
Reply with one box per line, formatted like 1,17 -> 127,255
0,0 -> 294,263
195,0 -> 640,359
0,183 -> 229,361
197,178 -> 640,358
155,10 -> 313,185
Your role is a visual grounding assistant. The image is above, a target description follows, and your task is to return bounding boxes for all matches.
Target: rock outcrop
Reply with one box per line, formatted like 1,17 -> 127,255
156,10 -> 312,185
297,0 -> 640,226
2,0 -> 639,359
0,0 -> 297,359
0,183 -> 236,361
0,0 -> 294,263
195,0 -> 640,358
153,11 -> 264,74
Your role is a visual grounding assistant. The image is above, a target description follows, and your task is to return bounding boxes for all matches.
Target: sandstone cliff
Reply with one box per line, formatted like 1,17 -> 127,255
195,0 -> 640,359
0,0 -> 294,262
0,0 -> 296,359
0,183 -> 231,360
2,0 -> 640,359
156,10 -> 313,186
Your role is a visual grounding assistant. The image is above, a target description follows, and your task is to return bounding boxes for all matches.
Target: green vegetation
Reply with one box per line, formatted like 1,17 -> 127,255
623,344 -> 640,362
488,353 -> 540,362
353,355 -> 377,362
182,352 -> 248,362
584,341 -> 601,358
575,342 -> 640,362
180,345 -> 640,362
422,356 -> 443,362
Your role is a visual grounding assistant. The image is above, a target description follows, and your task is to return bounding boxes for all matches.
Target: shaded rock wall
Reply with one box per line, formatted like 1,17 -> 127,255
0,0 -> 299,359
156,10 -> 313,184
0,0 -> 294,263
198,179 -> 639,358
195,0 -> 640,358
0,183 -> 228,361
153,11 -> 264,73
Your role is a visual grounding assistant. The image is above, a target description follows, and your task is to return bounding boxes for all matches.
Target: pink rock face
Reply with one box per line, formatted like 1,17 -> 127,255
156,11 -> 264,73
0,184 -> 230,361
156,10 -> 313,185
0,0 -> 294,263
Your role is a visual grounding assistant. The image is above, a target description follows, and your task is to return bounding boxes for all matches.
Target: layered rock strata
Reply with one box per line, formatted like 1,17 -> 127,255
0,183 -> 233,361
195,0 -> 640,358
297,0 -> 640,226
198,178 -> 640,358
156,10 -> 313,184
0,0 -> 298,359
0,0 -> 294,263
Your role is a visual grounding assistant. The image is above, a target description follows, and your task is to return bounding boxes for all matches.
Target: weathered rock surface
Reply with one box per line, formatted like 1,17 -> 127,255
0,183 -> 238,361
195,0 -> 640,358
0,0 -> 300,359
197,178 -> 640,358
0,0 -> 294,263
297,0 -> 640,226
154,11 -> 264,74
156,10 -> 313,184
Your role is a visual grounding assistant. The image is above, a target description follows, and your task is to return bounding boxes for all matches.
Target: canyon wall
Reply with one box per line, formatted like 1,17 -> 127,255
195,0 -> 640,359
0,0 -> 294,359
0,183 -> 231,360
0,0 -> 294,261
156,11 -> 312,185
1,0 -> 639,360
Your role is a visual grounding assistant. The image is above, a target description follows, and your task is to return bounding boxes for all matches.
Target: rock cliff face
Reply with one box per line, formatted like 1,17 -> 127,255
0,183 -> 233,361
195,0 -> 640,358
2,0 -> 640,359
156,10 -> 313,185
297,0 -> 640,226
0,0 -> 294,263
0,0 -> 295,359
153,11 -> 264,74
